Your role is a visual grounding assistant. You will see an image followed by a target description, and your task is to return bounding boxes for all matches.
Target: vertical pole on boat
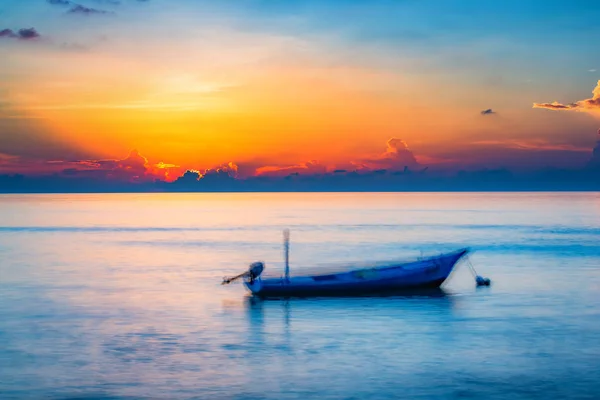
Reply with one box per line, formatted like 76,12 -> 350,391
284,228 -> 290,282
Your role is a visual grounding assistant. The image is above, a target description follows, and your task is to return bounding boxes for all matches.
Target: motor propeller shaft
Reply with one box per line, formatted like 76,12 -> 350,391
221,271 -> 248,285
221,261 -> 265,285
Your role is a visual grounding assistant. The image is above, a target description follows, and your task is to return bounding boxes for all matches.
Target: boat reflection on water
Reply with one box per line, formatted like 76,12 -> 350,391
242,288 -> 457,341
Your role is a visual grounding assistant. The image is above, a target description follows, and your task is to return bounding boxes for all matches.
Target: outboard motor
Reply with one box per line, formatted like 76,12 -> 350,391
222,261 -> 265,285
248,261 -> 264,283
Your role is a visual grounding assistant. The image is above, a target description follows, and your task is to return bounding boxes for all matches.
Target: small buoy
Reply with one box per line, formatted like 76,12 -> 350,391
475,276 -> 491,286
466,257 -> 490,287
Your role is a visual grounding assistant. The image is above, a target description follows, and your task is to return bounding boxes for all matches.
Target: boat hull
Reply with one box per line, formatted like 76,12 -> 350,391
244,248 -> 469,298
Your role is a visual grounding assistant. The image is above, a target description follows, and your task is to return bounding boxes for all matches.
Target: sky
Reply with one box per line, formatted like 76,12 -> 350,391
1,0 -> 600,188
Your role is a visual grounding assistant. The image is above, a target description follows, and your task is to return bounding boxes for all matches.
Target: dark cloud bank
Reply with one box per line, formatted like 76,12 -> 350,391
2,166 -> 599,193
1,140 -> 600,193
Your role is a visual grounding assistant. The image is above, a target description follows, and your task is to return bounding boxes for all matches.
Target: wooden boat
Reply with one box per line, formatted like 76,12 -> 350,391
222,230 -> 473,298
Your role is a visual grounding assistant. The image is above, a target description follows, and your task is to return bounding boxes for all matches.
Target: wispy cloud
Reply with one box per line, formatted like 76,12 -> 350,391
68,5 -> 114,15
255,160 -> 326,177
533,80 -> 600,114
48,0 -> 149,10
48,0 -> 121,7
93,0 -> 121,5
23,101 -> 209,112
47,0 -> 115,15
0,153 -> 19,162
472,139 -> 590,152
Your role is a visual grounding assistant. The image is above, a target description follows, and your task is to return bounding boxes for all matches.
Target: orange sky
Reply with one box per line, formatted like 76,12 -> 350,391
1,1 -> 600,179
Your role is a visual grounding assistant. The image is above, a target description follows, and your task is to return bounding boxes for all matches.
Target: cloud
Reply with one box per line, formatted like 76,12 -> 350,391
96,149 -> 181,181
68,5 -> 114,15
0,28 -> 41,40
255,160 -> 326,177
533,80 -> 600,114
148,161 -> 181,182
480,108 -> 496,115
4,139 -> 600,192
590,69 -> 597,73
17,28 -> 41,40
353,138 -> 421,172
471,140 -> 590,153
201,162 -> 239,179
174,170 -> 201,183
170,163 -> 240,190
106,149 -> 148,177
47,1 -> 116,18
383,138 -> 419,166
171,162 -> 239,186
47,0 -> 150,16
48,0 -> 121,7
44,150 -> 181,182
0,153 -> 19,164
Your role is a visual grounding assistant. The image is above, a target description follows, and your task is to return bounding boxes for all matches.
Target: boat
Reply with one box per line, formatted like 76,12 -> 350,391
222,229 -> 476,298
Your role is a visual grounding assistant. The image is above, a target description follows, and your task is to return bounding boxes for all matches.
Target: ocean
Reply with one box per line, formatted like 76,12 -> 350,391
1,192 -> 599,399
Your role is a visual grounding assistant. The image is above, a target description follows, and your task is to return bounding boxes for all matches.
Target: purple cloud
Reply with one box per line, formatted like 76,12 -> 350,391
0,29 -> 17,38
18,28 -> 41,40
0,28 -> 41,40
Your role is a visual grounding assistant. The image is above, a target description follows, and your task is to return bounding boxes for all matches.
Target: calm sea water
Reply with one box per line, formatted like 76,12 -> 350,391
1,192 -> 600,399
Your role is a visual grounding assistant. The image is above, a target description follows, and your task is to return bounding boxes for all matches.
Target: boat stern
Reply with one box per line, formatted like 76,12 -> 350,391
243,277 -> 263,295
